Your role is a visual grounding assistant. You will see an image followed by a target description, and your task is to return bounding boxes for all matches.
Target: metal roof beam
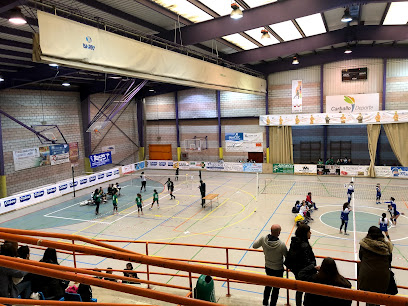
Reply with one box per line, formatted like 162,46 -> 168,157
226,25 -> 408,64
0,37 -> 32,49
157,0 -> 408,45
0,0 -> 28,14
0,48 -> 31,59
0,25 -> 33,39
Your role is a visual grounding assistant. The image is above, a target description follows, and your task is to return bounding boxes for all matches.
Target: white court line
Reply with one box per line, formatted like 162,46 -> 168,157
44,215 -> 111,224
43,201 -> 83,217
108,188 -> 182,225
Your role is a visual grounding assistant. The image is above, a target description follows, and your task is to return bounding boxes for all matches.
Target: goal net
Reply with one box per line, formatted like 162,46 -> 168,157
123,173 -> 196,190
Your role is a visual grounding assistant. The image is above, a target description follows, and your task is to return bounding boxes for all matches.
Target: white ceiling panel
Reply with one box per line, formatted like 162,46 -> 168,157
246,0 -> 278,8
245,27 -> 280,46
151,0 -> 213,23
361,3 -> 388,25
296,13 -> 326,37
383,2 -> 408,25
196,0 -> 230,16
222,33 -> 259,50
323,8 -> 347,31
270,20 -> 302,41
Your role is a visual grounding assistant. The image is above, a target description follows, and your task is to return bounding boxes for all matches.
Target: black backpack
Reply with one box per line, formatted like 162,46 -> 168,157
77,284 -> 92,302
292,206 -> 298,213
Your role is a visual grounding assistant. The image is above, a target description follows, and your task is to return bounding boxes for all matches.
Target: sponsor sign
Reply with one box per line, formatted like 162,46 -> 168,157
225,132 -> 263,152
326,93 -> 379,114
102,145 -> 116,155
224,162 -> 244,172
135,161 -> 145,170
273,164 -> 294,174
259,110 -> 408,126
106,171 -> 112,177
50,144 -> 70,165
34,190 -> 45,198
122,164 -> 135,174
294,164 -> 317,175
243,163 -> 263,173
325,165 -> 340,175
89,176 -> 96,182
340,165 -> 369,176
147,160 -> 174,169
225,133 -> 244,141
13,147 -> 41,171
47,187 -> 57,194
4,198 -> 17,207
174,161 -> 189,170
374,166 -> 393,178
89,152 -> 112,168
80,178 -> 88,185
292,80 -> 303,113
189,162 -> 206,170
69,142 -> 79,167
205,162 -> 225,171
391,167 -> 408,177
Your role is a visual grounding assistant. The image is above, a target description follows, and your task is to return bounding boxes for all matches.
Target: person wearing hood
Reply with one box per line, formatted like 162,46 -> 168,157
253,224 -> 287,306
358,226 -> 393,306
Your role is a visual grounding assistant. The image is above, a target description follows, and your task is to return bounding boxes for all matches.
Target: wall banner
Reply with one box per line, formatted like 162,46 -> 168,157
69,142 -> 79,167
292,80 -> 302,113
224,162 -> 244,172
189,162 -> 206,170
122,164 -> 135,174
173,161 -> 189,170
13,147 -> 41,171
89,152 -> 112,168
374,166 -> 393,178
205,162 -> 225,171
326,93 -> 379,114
225,132 -> 263,152
259,110 -> 408,126
243,163 -> 263,173
294,164 -> 317,175
325,165 -> 340,175
273,164 -> 294,174
340,165 -> 369,176
50,144 -> 70,165
391,167 -> 408,177
147,160 -> 173,169
135,161 -> 145,170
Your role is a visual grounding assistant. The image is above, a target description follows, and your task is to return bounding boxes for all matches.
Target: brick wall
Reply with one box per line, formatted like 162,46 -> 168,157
0,89 -> 85,195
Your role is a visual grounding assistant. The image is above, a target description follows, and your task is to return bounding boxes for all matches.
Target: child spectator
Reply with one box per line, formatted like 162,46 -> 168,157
123,263 -> 141,284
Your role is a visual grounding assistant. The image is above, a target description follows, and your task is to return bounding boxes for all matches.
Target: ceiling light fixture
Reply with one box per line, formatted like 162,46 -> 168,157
0,76 -> 4,82
49,63 -> 59,67
292,56 -> 299,65
8,8 -> 27,25
230,3 -> 243,19
344,47 -> 352,54
148,89 -> 155,92
261,29 -> 271,40
61,82 -> 71,87
341,8 -> 353,23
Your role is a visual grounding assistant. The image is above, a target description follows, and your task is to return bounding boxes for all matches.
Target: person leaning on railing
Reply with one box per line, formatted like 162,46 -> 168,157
299,257 -> 352,306
0,243 -> 27,299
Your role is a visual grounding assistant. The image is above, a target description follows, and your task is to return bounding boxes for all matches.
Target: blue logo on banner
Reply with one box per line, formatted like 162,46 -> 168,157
89,152 -> 112,168
80,179 -> 88,185
106,172 -> 112,177
114,169 -> 119,175
34,191 -> 44,198
225,133 -> 244,141
150,161 -> 157,166
135,161 -> 145,170
83,36 -> 95,50
70,181 -> 78,188
98,174 -> 104,179
168,161 -> 173,167
159,162 -> 166,166
47,187 -> 56,194
59,184 -> 68,191
89,176 -> 96,182
20,194 -> 31,202
4,198 -> 17,207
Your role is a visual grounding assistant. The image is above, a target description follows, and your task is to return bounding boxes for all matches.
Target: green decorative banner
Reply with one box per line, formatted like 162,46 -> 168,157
273,164 -> 294,174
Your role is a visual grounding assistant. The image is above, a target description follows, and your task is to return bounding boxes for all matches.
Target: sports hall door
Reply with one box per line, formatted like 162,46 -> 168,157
149,144 -> 172,160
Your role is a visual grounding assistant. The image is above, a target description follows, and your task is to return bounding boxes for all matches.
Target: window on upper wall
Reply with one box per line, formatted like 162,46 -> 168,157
329,141 -> 352,162
300,141 -> 322,164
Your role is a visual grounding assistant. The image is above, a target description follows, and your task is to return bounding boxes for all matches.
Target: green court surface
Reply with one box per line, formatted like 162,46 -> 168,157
321,211 -> 389,232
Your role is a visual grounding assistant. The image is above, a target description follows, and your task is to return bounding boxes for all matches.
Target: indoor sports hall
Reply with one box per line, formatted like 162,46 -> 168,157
1,1 -> 408,306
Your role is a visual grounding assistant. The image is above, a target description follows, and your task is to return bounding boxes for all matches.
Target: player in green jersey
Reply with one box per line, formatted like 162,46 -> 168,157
112,190 -> 118,214
150,189 -> 159,209
136,193 -> 143,216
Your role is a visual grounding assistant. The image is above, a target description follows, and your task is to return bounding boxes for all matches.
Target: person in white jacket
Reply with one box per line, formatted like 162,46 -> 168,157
253,224 -> 288,306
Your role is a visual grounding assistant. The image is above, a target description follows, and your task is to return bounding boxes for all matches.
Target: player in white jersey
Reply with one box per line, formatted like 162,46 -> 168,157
140,172 -> 147,192
379,213 -> 391,241
347,182 -> 354,204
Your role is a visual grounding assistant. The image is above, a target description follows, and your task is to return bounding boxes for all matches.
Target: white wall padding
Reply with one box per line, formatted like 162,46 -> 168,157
34,11 -> 266,95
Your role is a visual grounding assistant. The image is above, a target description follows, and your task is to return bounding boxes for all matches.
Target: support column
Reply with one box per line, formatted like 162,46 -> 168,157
80,94 -> 93,174
216,91 -> 223,160
175,92 -> 181,161
137,99 -> 145,161
0,115 -> 6,198
377,59 -> 387,165
321,65 -> 328,161
265,88 -> 270,163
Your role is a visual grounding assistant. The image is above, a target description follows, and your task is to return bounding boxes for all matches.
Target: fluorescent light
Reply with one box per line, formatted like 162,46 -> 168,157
344,48 -> 352,54
149,89 -> 155,92
8,8 -> 26,25
109,76 -> 122,79
230,3 -> 243,19
292,57 -> 299,65
61,82 -> 70,87
245,0 -> 278,8
296,13 -> 326,37
270,20 -> 302,41
49,63 -> 59,67
383,2 -> 408,25
196,0 -> 231,16
151,0 -> 212,22
222,33 -> 258,50
0,77 -> 4,82
245,27 -> 279,46
341,9 -> 353,23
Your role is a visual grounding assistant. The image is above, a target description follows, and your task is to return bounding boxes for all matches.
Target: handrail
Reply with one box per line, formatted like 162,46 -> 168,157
0,230 -> 407,305
0,299 -> 156,306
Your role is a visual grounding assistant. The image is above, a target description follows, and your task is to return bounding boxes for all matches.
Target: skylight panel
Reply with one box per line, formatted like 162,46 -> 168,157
270,20 -> 302,41
196,0 -> 231,16
245,27 -> 280,46
246,0 -> 278,8
151,0 -> 213,23
222,34 -> 259,50
296,13 -> 326,37
383,2 -> 408,25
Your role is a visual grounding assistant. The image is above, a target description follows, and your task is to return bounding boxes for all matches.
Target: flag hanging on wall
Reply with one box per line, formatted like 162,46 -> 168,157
292,80 -> 302,113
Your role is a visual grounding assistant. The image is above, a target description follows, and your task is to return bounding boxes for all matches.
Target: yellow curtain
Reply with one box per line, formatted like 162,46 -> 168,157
367,124 -> 381,177
269,126 -> 293,164
383,123 -> 408,167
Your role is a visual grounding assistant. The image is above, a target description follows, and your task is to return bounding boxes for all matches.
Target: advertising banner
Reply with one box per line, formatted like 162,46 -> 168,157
374,166 -> 393,178
225,133 -> 244,141
89,152 -> 112,168
135,161 -> 145,171
225,132 -> 263,152
102,145 -> 116,155
340,165 -> 369,176
391,167 -> 408,178
326,93 -> 379,113
294,164 -> 317,175
189,161 -> 206,170
224,162 -> 244,172
273,164 -> 294,174
13,147 -> 41,171
69,142 -> 79,167
205,162 -> 225,171
122,163 -> 135,174
243,163 -> 263,173
259,110 -> 408,126
292,80 -> 303,113
50,144 -> 70,165
173,161 -> 189,170
325,165 -> 340,175
39,146 -> 51,166
147,160 -> 174,169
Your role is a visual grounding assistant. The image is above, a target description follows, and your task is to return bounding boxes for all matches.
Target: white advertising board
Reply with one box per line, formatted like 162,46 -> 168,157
374,166 -> 393,178
147,160 -> 174,169
326,93 -> 379,113
294,164 -> 317,175
340,165 -> 369,176
224,162 -> 244,172
122,164 -> 135,174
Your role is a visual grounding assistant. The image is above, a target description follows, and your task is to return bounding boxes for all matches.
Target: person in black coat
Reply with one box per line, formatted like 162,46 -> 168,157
286,224 -> 316,306
199,180 -> 206,207
299,257 -> 352,306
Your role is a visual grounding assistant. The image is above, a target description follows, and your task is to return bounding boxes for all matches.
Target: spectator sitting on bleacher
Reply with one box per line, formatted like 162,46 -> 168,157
299,257 -> 351,306
107,184 -> 114,196
104,268 -> 117,282
0,243 -> 27,299
123,263 -> 140,284
325,157 -> 334,165
16,245 -> 32,299
114,183 -> 121,195
77,284 -> 93,302
99,187 -> 107,203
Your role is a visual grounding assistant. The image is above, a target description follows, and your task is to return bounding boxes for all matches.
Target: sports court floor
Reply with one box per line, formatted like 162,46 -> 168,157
1,170 -> 408,305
